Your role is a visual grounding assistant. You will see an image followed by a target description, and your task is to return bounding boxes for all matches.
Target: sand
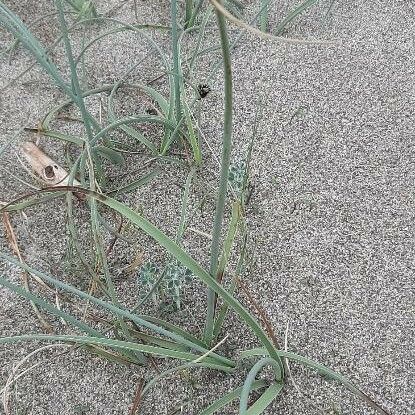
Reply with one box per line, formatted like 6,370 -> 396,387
1,0 -> 414,414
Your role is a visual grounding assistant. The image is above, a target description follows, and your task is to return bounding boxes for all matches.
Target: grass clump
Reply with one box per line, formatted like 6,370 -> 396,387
0,1 -> 389,414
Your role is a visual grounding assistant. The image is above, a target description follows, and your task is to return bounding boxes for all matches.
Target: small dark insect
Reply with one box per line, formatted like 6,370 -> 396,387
197,83 -> 211,99
146,108 -> 157,115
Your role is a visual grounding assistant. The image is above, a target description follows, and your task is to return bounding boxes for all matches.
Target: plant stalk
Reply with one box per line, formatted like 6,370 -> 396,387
204,0 -> 233,345
171,0 -> 182,122
260,0 -> 270,32
185,0 -> 193,28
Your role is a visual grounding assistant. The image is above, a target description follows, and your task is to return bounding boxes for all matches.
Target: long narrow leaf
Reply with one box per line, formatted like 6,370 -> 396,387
240,348 -> 390,415
74,24 -> 171,65
0,252 -> 233,369
107,170 -> 160,197
0,276 -> 101,337
245,383 -> 283,415
91,115 -> 178,145
24,128 -> 84,146
274,0 -> 318,35
137,315 -> 208,349
199,380 -> 267,415
240,358 -> 282,414
260,0 -> 270,32
3,187 -> 284,371
0,3 -> 72,97
171,0 -> 182,121
205,0 -> 235,346
137,84 -> 170,117
0,334 -> 231,371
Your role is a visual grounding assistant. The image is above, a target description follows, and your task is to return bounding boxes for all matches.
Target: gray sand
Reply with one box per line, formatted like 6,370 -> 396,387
1,0 -> 414,414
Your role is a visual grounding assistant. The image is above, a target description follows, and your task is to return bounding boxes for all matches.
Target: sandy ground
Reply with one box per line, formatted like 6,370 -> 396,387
1,0 -> 414,414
